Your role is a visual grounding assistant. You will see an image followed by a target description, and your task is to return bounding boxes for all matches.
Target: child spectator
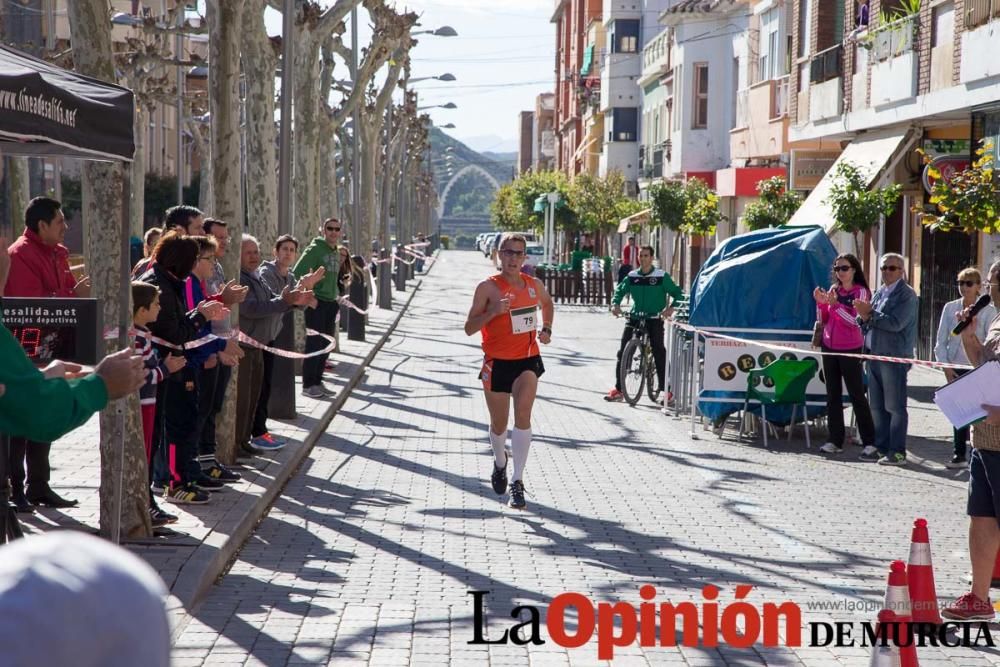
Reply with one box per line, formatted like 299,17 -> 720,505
132,281 -> 185,527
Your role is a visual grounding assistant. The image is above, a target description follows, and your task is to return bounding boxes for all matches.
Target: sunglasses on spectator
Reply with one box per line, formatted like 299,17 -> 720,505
833,265 -> 852,272
500,249 -> 525,258
880,265 -> 901,272
325,226 -> 341,232
957,280 -> 979,287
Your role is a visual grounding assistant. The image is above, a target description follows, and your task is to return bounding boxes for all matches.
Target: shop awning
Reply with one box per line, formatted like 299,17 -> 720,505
786,127 -> 916,234
580,45 -> 594,76
617,208 -> 651,234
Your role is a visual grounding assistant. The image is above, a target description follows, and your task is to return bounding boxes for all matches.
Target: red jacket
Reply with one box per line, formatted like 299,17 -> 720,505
6,229 -> 76,298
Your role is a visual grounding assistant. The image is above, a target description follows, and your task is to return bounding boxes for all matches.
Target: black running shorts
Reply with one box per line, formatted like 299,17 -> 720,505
479,355 -> 545,393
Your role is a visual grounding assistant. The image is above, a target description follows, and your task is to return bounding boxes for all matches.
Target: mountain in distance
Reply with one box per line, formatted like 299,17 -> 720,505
459,134 -> 519,154
429,128 -> 515,192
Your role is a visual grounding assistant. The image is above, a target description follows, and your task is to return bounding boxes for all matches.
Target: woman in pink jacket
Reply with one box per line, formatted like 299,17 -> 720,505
813,253 -> 875,455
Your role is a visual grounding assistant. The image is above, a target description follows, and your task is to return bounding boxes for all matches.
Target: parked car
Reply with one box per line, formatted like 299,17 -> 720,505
483,232 -> 503,258
521,242 -> 544,277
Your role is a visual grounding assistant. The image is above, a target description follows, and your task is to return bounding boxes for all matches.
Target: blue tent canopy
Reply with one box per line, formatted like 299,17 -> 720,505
690,225 -> 837,330
687,226 -> 838,422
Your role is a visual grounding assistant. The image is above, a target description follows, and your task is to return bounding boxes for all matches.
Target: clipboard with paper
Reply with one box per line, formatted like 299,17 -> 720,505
933,361 -> 1000,429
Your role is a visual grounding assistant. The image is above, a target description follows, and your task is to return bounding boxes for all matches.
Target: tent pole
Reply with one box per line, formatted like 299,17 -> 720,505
113,165 -> 131,545
690,330 -> 699,440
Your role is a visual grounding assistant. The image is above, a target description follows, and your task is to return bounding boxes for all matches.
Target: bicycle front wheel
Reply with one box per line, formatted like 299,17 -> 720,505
619,338 -> 646,406
645,346 -> 661,404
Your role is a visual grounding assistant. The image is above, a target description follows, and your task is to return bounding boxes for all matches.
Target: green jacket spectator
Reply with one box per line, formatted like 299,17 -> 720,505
0,324 -> 107,441
612,267 -> 685,319
292,238 -> 340,302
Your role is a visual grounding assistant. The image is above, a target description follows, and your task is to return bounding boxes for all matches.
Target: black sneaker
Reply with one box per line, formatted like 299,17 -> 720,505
149,498 -> 178,525
946,455 -> 968,469
202,460 -> 242,483
194,475 -> 225,491
508,480 -> 527,510
149,506 -> 171,528
164,483 -> 210,505
491,453 -> 509,495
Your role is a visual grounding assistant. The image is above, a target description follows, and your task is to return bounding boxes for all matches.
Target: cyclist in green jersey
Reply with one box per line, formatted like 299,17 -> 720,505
605,245 -> 684,402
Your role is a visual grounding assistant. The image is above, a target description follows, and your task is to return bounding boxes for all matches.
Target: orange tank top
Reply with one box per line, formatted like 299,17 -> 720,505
481,274 -> 541,360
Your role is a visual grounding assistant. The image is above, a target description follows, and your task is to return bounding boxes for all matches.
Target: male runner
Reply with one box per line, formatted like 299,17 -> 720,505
464,232 -> 553,509
606,245 -> 684,402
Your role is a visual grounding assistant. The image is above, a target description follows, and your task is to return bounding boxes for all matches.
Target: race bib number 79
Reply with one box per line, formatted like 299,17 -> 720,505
510,305 -> 537,334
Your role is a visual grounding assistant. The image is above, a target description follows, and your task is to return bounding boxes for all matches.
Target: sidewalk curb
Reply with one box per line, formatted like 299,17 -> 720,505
167,278 -> 424,643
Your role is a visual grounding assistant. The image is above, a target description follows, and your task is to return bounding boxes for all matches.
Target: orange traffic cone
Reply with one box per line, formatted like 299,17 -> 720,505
883,560 -> 919,667
870,610 -> 902,667
907,518 -> 942,624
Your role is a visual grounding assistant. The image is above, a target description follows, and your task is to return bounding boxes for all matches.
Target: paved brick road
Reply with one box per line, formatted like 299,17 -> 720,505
174,250 -> 995,666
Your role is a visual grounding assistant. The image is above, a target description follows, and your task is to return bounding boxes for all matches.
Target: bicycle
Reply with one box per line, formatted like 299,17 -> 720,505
618,316 -> 662,407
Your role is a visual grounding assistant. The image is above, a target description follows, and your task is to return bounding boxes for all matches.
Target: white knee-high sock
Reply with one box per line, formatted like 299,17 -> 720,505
489,429 -> 507,467
510,427 -> 532,482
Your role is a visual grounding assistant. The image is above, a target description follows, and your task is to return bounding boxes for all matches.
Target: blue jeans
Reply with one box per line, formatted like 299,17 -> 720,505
867,360 -> 908,456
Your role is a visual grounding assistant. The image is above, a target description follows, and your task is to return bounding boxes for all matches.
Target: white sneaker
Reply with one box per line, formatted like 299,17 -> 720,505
819,442 -> 843,454
861,445 -> 879,456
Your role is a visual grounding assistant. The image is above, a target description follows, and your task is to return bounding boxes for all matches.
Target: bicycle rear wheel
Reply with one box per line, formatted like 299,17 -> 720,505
645,347 -> 661,404
619,338 -> 646,406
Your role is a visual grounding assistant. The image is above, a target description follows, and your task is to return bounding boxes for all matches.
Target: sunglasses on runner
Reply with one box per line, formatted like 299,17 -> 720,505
325,226 -> 341,232
880,265 -> 901,272
957,280 -> 978,288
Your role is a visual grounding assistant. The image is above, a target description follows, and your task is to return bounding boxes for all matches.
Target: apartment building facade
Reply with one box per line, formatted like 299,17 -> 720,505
787,0 -> 1000,358
517,111 -> 534,175
630,0 -> 748,286
534,93 -> 557,172
47,0 -> 207,186
552,0 -> 603,176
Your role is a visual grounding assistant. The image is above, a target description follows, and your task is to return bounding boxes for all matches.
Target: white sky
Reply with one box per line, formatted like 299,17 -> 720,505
264,1 -> 555,154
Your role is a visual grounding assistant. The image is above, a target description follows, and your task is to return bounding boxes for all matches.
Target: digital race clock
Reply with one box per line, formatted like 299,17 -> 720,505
1,298 -> 102,365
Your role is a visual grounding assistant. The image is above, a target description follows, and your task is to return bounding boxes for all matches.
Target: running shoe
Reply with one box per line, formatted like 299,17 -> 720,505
491,453 -> 509,495
942,592 -> 995,621
858,446 -> 880,462
946,455 -> 968,469
508,480 -> 527,510
302,385 -> 326,399
164,483 -> 210,505
819,442 -> 843,454
878,453 -> 907,467
194,475 -> 226,491
202,460 -> 242,483
604,388 -> 624,402
250,435 -> 287,452
256,432 -> 288,446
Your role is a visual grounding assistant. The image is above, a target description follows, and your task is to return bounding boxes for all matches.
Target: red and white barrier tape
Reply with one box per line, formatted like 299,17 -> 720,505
402,247 -> 436,265
669,320 -> 973,371
238,329 -> 336,358
338,296 -> 370,316
104,326 -> 336,358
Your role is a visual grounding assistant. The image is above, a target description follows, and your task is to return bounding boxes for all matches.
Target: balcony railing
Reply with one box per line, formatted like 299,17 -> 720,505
809,44 -> 843,84
735,88 -> 750,128
868,13 -> 917,63
769,75 -> 789,120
